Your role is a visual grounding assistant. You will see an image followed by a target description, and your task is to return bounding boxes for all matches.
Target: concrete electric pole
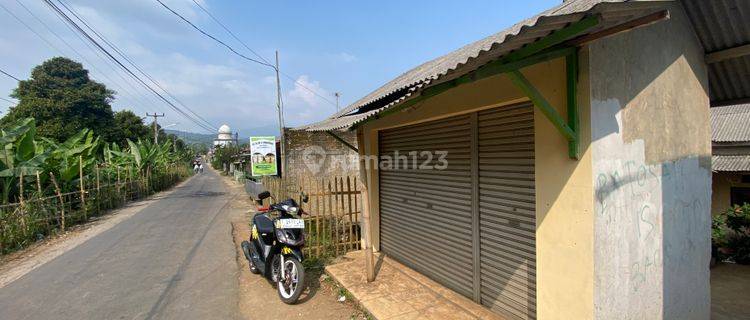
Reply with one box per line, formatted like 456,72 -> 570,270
275,51 -> 286,177
334,92 -> 340,111
146,113 -> 165,144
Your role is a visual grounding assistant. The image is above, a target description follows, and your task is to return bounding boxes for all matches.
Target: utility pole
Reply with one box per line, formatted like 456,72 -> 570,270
334,92 -> 340,111
146,113 -> 165,144
275,51 -> 286,177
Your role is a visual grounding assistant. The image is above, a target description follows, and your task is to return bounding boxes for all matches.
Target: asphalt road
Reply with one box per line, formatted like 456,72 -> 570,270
0,169 -> 242,320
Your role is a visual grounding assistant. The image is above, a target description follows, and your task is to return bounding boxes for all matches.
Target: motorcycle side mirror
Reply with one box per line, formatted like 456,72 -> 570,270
257,191 -> 271,201
301,192 -> 309,203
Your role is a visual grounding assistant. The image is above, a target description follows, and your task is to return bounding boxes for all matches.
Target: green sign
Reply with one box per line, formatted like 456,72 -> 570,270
249,136 -> 278,176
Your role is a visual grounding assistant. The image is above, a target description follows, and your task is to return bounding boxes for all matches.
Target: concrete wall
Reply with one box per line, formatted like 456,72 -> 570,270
360,57 -> 596,319
284,128 -> 359,180
588,3 -> 711,319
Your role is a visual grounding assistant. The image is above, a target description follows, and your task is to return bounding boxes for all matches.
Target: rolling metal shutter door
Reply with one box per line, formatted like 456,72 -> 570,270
477,103 -> 536,319
378,114 -> 474,298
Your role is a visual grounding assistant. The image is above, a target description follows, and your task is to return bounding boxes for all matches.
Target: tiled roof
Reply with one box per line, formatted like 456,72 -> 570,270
713,155 -> 750,172
711,104 -> 750,143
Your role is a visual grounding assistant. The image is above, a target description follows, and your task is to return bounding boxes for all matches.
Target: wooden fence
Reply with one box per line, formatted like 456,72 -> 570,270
260,176 -> 362,260
0,165 -> 191,255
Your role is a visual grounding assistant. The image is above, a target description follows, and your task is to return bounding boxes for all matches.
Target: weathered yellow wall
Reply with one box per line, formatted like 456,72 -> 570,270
360,57 -> 595,319
712,172 -> 750,214
533,50 -> 594,320
588,3 -> 711,318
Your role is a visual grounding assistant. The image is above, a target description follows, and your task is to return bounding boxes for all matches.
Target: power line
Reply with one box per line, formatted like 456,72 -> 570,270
13,0 -> 150,115
46,0 -> 173,116
0,2 -> 66,54
0,96 -> 17,104
56,0 -> 217,131
44,0 -> 214,133
42,0 -> 215,133
189,0 -> 271,65
0,67 -> 21,82
154,0 -> 274,69
163,0 -> 338,107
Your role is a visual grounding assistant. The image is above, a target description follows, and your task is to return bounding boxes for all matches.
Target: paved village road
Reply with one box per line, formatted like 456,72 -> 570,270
0,169 -> 242,320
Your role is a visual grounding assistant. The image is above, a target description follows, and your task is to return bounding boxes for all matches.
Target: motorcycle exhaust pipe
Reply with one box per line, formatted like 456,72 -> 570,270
241,241 -> 252,261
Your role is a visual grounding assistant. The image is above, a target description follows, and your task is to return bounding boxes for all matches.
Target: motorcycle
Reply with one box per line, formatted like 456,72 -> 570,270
241,191 -> 308,304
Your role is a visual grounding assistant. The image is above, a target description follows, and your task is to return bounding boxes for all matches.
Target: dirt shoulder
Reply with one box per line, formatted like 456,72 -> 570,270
0,175 -> 195,289
220,175 -> 369,320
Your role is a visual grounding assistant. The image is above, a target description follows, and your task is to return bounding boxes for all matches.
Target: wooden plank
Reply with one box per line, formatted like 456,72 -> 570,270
331,178 -> 339,256
328,179 -> 337,256
706,43 -> 750,64
315,178 -> 321,257
346,176 -> 354,252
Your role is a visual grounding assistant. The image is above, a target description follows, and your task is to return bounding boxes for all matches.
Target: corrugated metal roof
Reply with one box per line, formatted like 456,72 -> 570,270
681,0 -> 750,105
297,0 -> 671,131
713,155 -> 750,172
300,0 -> 750,132
711,104 -> 750,142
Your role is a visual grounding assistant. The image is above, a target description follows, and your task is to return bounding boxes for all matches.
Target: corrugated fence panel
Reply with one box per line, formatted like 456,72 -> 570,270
378,114 -> 474,298
478,103 -> 537,320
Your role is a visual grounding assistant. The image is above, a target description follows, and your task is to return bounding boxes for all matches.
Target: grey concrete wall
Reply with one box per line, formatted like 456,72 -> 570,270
284,128 -> 359,180
588,3 -> 711,319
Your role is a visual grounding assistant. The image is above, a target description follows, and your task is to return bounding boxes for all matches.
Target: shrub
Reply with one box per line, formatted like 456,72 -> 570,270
713,204 -> 750,264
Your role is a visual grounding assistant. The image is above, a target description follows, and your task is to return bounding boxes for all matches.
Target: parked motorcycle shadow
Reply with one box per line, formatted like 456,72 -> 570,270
294,268 -> 324,304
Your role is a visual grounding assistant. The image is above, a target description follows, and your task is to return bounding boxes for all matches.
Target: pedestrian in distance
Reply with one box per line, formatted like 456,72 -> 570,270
199,163 -> 204,173
194,163 -> 199,173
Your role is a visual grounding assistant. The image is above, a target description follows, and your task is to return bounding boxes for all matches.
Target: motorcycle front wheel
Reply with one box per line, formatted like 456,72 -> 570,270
277,256 -> 305,304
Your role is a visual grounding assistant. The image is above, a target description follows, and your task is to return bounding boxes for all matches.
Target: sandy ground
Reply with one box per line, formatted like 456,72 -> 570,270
0,175 -> 194,289
711,262 -> 750,319
221,175 -> 370,320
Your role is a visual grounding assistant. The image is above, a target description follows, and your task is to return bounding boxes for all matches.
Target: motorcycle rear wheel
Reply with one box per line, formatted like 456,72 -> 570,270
277,256 -> 305,304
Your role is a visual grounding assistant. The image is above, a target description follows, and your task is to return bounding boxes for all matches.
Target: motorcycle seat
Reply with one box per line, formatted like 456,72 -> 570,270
253,214 -> 274,234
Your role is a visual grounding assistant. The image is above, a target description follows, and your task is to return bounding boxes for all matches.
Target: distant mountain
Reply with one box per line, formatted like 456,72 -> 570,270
165,130 -> 215,147
166,129 -> 256,146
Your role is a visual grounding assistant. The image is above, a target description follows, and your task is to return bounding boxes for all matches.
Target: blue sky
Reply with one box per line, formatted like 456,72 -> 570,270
0,0 -> 559,136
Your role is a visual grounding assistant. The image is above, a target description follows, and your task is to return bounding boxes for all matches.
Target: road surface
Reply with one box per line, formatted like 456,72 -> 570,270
0,169 -> 242,320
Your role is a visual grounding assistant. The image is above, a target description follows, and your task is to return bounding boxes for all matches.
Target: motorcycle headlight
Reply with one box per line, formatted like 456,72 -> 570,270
288,206 -> 298,214
275,228 -> 304,246
275,228 -> 289,243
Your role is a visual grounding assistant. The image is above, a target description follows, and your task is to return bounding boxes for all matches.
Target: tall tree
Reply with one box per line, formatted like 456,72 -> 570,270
3,57 -> 116,142
112,110 -> 150,145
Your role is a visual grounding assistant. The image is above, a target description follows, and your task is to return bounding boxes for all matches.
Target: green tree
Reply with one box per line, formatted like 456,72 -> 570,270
112,110 -> 150,145
3,57 -> 116,142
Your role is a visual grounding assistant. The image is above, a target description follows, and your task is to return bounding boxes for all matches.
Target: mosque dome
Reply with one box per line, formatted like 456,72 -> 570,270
218,124 -> 231,134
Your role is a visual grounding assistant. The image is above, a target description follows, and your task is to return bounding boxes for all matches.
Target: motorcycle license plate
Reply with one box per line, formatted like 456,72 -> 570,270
278,219 -> 305,229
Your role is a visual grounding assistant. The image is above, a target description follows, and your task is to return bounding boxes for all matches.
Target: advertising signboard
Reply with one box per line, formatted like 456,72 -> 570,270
249,136 -> 278,176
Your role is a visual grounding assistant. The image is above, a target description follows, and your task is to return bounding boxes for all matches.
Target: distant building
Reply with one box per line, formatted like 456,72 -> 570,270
214,124 -> 238,147
711,104 -> 750,214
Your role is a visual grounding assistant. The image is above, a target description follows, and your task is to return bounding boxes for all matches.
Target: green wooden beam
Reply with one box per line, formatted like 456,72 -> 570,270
360,46 -> 577,128
325,131 -> 358,152
566,51 -> 580,159
500,15 -> 600,63
506,70 -> 576,142
475,46 -> 576,79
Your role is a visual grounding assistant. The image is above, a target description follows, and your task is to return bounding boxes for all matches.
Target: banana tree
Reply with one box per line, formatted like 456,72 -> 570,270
0,118 -> 49,203
44,129 -> 100,192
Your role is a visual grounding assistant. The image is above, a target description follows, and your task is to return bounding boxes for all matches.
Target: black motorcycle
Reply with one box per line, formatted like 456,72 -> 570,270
241,191 -> 308,304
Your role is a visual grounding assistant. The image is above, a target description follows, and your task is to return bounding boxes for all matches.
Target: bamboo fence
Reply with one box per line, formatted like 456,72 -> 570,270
260,176 -> 362,260
0,164 -> 191,255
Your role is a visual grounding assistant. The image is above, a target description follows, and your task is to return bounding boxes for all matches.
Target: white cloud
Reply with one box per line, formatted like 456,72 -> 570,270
288,75 -> 328,107
333,52 -> 357,63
